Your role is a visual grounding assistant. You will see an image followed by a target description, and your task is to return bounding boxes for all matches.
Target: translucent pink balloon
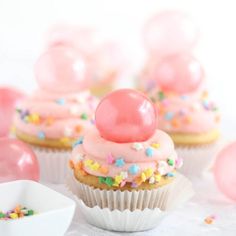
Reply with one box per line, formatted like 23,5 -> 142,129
0,87 -> 25,137
151,54 -> 204,94
0,138 -> 39,183
35,46 -> 89,92
95,89 -> 157,143
144,11 -> 199,56
214,142 -> 236,201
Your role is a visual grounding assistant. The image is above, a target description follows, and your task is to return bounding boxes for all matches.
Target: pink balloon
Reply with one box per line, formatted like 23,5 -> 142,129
0,87 -> 25,137
144,11 -> 199,56
151,54 -> 204,94
0,138 -> 39,183
35,46 -> 89,92
95,89 -> 157,143
214,142 -> 236,201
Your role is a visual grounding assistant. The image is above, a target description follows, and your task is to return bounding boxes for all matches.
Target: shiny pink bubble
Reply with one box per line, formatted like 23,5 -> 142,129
35,45 -> 89,92
0,87 -> 25,137
144,11 -> 199,56
95,89 -> 157,143
0,138 -> 39,183
214,142 -> 236,201
151,54 -> 204,94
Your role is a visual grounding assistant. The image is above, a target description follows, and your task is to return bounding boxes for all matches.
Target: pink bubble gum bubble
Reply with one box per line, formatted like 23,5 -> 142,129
0,87 -> 25,137
95,89 -> 157,143
0,138 -> 39,183
35,45 -> 89,93
214,142 -> 236,201
144,10 -> 199,56
151,54 -> 204,94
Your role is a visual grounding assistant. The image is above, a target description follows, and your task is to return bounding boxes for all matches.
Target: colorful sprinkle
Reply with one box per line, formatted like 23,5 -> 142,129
107,153 -> 115,164
175,158 -> 183,169
75,125 -> 83,133
37,131 -> 45,140
151,143 -> 160,149
90,162 -> 100,171
29,113 -> 40,124
80,113 -> 88,120
128,164 -> 140,175
60,137 -> 70,144
155,174 -> 161,182
164,112 -> 174,121
132,142 -> 144,151
115,158 -> 125,167
158,91 -> 165,101
145,147 -> 154,157
166,172 -> 175,177
72,137 -> 84,148
157,161 -> 168,175
204,215 -> 216,224
99,166 -> 109,175
105,177 -> 114,187
55,98 -> 66,105
167,159 -> 174,166
0,206 -> 35,220
120,171 -> 128,179
149,176 -> 155,184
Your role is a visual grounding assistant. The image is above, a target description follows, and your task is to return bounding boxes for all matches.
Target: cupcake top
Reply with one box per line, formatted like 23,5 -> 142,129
14,89 -> 97,147
150,88 -> 220,134
70,89 -> 182,188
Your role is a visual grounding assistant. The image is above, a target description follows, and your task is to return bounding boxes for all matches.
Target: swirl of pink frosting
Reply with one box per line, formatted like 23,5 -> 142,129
150,88 -> 220,134
14,89 -> 98,140
71,127 -> 179,183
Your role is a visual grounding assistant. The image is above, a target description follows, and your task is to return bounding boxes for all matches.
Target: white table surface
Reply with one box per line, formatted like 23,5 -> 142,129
49,171 -> 236,236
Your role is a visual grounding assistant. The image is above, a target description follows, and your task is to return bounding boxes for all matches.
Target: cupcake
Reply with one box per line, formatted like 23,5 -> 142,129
13,47 -> 98,183
68,89 -> 193,232
141,54 -> 221,177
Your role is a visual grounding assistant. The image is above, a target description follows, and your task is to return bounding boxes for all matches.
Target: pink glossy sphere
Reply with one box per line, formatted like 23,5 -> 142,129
0,87 -> 25,137
95,89 -> 157,143
144,11 -> 199,56
0,138 -> 39,183
152,54 -> 204,94
214,142 -> 236,201
35,46 -> 89,92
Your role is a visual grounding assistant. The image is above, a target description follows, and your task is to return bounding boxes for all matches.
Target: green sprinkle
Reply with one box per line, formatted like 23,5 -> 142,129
158,91 -> 165,101
105,177 -> 114,187
0,212 -> 6,218
26,210 -> 34,216
80,113 -> 88,120
98,176 -> 106,184
168,159 -> 174,166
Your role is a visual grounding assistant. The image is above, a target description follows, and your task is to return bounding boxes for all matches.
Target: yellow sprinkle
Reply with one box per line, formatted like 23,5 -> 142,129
115,175 -> 123,184
151,143 -> 160,149
84,159 -> 93,167
60,137 -> 70,144
30,113 -> 40,124
90,162 -> 100,171
144,168 -> 154,178
155,174 -> 161,182
113,182 -> 120,187
9,213 -> 18,219
141,172 -> 147,182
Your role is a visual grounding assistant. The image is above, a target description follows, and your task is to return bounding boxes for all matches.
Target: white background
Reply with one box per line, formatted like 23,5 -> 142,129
0,0 -> 235,134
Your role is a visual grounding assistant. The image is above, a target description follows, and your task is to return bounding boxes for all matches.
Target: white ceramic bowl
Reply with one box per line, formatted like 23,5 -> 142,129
0,180 -> 76,236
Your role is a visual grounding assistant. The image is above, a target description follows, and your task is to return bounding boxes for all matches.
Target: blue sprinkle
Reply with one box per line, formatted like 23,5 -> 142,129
115,158 -> 125,167
145,147 -> 154,157
55,98 -> 66,105
166,172 -> 175,177
164,112 -> 174,121
37,131 -> 45,140
128,164 -> 140,175
73,137 -> 84,148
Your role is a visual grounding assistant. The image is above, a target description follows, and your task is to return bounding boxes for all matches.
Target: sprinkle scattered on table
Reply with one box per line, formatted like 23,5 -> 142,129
204,215 -> 216,224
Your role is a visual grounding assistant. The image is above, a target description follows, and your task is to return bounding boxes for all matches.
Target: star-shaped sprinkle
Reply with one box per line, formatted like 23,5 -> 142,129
145,147 -> 154,157
128,164 -> 140,175
157,161 -> 168,175
107,153 -> 115,164
115,158 -> 125,167
164,112 -> 174,121
55,98 -> 66,105
37,131 -> 45,140
132,142 -> 144,151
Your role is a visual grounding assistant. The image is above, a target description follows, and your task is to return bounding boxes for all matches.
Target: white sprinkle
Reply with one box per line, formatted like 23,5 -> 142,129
120,171 -> 128,179
157,161 -> 168,175
149,176 -> 155,184
132,142 -> 144,151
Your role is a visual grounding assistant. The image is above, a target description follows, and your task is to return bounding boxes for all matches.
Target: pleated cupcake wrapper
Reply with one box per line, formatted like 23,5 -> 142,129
176,137 -> 227,178
33,146 -> 71,184
66,172 -> 194,232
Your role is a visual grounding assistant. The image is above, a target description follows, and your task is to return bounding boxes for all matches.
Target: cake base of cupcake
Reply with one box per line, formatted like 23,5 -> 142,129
15,129 -> 74,149
169,129 -> 220,146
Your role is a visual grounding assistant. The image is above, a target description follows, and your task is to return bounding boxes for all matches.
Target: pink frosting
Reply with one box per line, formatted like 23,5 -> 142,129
150,88 -> 220,134
14,89 -> 98,140
71,127 -> 179,182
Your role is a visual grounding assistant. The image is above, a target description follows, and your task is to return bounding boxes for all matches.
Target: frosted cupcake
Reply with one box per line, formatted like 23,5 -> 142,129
14,46 -> 98,183
68,89 -> 193,232
141,54 -> 221,176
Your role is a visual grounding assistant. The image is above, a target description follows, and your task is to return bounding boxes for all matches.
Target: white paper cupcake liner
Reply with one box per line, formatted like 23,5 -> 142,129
66,172 -> 194,232
176,137 -> 226,178
33,146 -> 71,184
